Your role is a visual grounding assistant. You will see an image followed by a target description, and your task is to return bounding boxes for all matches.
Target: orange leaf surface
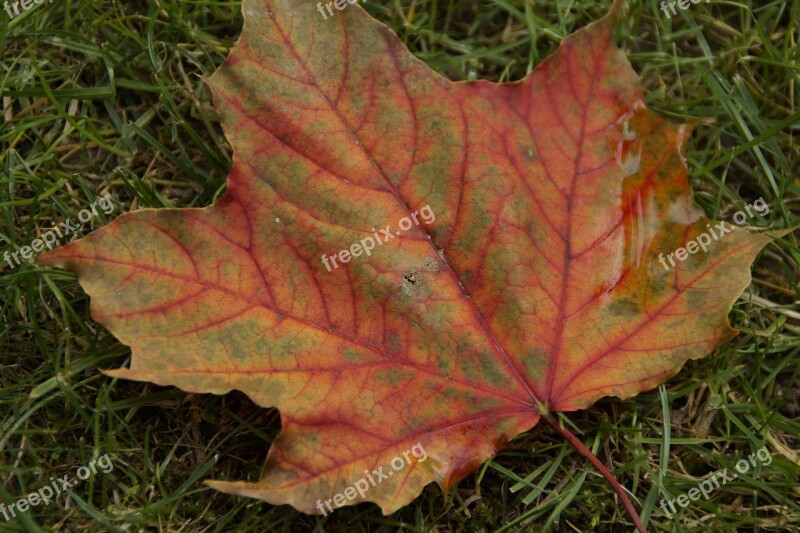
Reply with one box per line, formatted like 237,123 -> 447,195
40,0 -> 774,515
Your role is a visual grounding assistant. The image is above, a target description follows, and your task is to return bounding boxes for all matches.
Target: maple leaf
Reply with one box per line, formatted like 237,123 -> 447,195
39,0 -> 774,523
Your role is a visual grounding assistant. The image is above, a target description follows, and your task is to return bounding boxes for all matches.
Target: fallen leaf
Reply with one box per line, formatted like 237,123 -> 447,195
40,0 -> 774,517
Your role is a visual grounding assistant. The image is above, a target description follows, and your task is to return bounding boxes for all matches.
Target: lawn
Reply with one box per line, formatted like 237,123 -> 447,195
1,0 -> 798,531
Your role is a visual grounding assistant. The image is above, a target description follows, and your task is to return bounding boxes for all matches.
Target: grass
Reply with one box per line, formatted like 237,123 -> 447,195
1,0 -> 798,531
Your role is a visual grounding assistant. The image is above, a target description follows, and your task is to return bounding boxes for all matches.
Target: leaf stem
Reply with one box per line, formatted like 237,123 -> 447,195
542,413 -> 647,533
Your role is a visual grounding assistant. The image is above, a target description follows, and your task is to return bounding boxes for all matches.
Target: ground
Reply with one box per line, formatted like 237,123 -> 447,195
1,0 -> 798,531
